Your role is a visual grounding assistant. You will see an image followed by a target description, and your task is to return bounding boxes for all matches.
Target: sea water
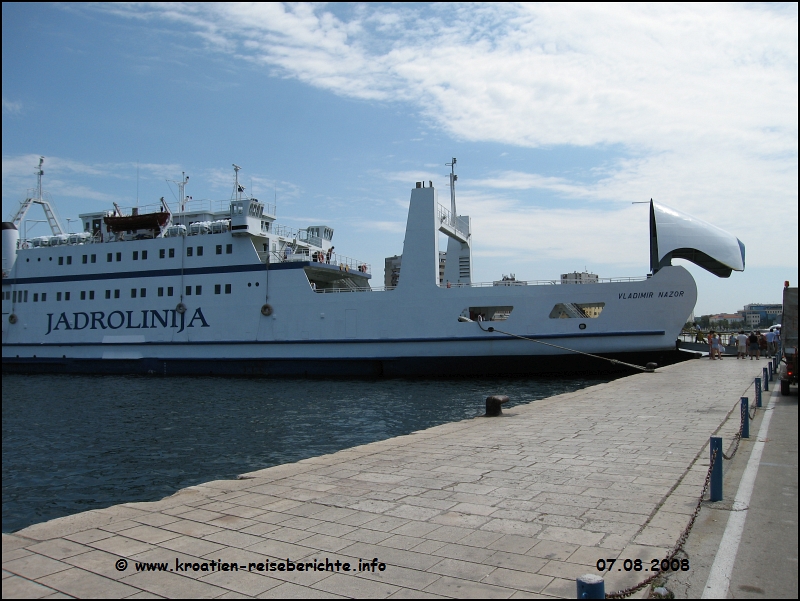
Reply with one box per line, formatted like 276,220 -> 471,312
2,374 -> 609,533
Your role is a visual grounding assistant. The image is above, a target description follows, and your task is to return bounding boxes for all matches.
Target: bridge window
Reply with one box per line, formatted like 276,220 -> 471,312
225,284 -> 231,294
187,247 -> 193,257
58,257 -> 63,265
226,244 -> 232,254
169,248 -> 175,258
142,250 -> 147,260
197,246 -> 203,257
215,284 -> 221,294
158,287 -> 164,297
81,291 -> 86,300
107,253 -> 112,262
67,256 -> 72,265
89,291 -> 94,300
167,287 -> 174,296
160,249 -> 165,259
133,251 -> 139,260
91,254 -> 96,263
82,255 -> 88,264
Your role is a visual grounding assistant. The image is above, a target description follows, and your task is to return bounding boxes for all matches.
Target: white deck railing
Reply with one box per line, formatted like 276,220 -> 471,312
312,276 -> 649,293
258,250 -> 370,274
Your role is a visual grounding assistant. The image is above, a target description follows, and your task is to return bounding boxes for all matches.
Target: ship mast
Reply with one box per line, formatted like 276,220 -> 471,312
36,156 -> 44,204
178,172 -> 189,213
233,164 -> 242,202
446,157 -> 458,225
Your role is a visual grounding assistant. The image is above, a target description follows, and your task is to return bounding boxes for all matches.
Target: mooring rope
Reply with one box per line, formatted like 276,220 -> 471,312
465,318 -> 655,372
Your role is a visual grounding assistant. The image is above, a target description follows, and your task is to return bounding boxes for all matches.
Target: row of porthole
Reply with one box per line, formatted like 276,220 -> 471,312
21,244 -> 235,264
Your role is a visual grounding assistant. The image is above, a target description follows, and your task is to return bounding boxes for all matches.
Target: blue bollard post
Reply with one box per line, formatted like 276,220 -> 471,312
769,361 -> 774,381
741,397 -> 749,439
755,377 -> 762,408
763,368 -> 769,391
576,574 -> 604,599
710,437 -> 723,501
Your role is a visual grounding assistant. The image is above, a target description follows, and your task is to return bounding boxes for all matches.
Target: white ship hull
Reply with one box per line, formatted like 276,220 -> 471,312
2,243 -> 695,375
3,167 -> 746,377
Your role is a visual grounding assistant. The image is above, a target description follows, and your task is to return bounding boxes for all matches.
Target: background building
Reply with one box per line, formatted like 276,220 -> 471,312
561,271 -> 599,284
384,252 -> 446,288
740,303 -> 782,328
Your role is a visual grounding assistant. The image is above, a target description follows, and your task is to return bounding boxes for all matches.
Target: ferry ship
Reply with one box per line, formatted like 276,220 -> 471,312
2,158 -> 745,376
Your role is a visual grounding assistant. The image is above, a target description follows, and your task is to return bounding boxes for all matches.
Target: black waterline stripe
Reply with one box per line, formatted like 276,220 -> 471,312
3,330 -> 665,347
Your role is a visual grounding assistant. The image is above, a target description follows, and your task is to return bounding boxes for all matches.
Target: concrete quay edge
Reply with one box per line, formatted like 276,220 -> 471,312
3,357 -> 769,599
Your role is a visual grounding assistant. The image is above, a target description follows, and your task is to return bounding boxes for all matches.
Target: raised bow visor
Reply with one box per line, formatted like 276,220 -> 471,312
650,200 -> 745,278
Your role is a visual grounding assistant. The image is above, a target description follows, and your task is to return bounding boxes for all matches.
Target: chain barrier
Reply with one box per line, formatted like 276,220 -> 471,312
606,448 -> 719,599
723,408 -> 744,460
605,368 -> 766,598
722,373 -> 764,461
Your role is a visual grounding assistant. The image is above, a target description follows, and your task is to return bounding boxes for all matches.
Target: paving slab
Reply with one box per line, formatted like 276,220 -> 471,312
4,358 -> 766,598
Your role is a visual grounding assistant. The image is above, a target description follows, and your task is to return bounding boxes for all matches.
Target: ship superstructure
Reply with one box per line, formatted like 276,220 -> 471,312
2,158 -> 745,376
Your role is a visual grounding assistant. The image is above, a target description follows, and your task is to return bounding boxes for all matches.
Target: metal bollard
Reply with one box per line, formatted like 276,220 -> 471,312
741,397 -> 749,439
710,437 -> 723,501
755,377 -> 762,408
769,361 -> 774,381
576,574 -> 604,599
763,367 -> 769,391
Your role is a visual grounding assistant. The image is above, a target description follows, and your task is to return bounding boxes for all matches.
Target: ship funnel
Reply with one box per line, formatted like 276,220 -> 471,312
2,222 -> 19,274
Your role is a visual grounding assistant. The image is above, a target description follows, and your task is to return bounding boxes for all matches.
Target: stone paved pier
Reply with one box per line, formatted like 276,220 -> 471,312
3,358 -> 766,598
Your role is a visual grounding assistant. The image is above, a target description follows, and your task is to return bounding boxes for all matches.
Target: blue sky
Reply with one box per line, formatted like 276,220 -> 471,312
3,3 -> 797,316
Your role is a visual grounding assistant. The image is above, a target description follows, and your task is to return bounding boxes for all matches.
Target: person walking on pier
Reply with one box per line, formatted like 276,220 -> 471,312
736,330 -> 748,359
748,331 -> 760,360
766,329 -> 775,357
709,331 -> 722,360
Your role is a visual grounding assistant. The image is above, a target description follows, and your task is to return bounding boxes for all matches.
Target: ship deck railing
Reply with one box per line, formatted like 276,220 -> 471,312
440,275 -> 649,288
258,250 -> 370,275
313,275 -> 649,293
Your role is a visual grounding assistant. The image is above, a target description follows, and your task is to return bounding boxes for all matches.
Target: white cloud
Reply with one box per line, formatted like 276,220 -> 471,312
21,4 -> 798,276
99,4 -> 796,223
2,97 -> 22,115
